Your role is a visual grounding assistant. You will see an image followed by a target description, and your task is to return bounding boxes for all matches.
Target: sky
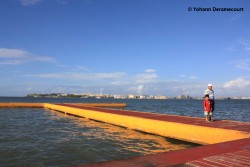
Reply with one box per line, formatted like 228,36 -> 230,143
0,0 -> 250,97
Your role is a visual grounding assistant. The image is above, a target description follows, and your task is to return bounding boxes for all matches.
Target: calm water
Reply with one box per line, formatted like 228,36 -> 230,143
0,97 -> 249,167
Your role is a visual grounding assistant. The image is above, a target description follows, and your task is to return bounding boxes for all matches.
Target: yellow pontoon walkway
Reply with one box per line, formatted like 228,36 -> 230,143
42,103 -> 250,167
0,102 -> 126,108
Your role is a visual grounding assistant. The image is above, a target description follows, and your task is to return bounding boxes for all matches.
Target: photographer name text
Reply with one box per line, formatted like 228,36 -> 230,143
188,7 -> 244,12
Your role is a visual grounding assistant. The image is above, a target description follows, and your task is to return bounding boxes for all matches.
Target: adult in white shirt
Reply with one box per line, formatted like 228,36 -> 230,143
204,83 -> 215,120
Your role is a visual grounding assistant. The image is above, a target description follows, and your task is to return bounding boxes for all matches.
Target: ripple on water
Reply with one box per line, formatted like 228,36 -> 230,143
0,107 -> 198,166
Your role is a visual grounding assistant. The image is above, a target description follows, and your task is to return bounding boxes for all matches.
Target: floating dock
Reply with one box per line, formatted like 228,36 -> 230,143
75,138 -> 250,167
44,103 -> 250,145
0,102 -> 44,108
43,103 -> 250,167
2,102 -> 250,166
0,102 -> 126,108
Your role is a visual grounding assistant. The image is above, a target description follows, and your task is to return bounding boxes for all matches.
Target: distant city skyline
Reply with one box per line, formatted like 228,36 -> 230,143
0,0 -> 250,97
26,92 -> 250,100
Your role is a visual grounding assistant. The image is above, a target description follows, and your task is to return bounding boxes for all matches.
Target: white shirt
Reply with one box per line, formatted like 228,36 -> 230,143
204,89 -> 214,100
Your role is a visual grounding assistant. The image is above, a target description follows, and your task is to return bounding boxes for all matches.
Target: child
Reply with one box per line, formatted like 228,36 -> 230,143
203,94 -> 212,122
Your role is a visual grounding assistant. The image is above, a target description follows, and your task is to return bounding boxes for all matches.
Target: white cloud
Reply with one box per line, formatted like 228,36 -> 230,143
225,39 -> 250,53
223,78 -> 250,89
189,76 -> 198,79
9,66 -> 250,96
0,48 -> 55,65
56,64 -> 90,72
136,73 -> 158,83
22,69 -> 204,96
125,81 -> 205,96
234,59 -> 250,71
111,81 -> 129,85
0,59 -> 26,65
94,72 -> 126,79
32,56 -> 54,62
0,48 -> 27,58
179,74 -> 198,80
145,69 -> 157,73
25,72 -> 127,80
134,69 -> 159,83
179,74 -> 187,77
76,66 -> 89,71
137,85 -> 144,94
20,0 -> 43,6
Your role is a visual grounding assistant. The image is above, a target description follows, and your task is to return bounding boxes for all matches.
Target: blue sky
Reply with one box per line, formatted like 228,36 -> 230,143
0,0 -> 250,97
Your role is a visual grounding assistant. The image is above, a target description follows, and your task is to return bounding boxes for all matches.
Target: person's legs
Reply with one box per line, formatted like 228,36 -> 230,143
209,112 -> 212,122
204,111 -> 209,122
211,100 -> 215,121
206,115 -> 210,122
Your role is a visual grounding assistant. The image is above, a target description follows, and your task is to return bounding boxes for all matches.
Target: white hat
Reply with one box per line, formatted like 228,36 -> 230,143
208,83 -> 213,87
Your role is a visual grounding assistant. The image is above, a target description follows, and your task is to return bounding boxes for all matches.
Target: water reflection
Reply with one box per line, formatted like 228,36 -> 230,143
49,108 -> 196,154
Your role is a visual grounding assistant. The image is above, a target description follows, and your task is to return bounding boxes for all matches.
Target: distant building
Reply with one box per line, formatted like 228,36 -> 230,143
138,95 -> 146,99
176,95 -> 192,99
154,95 -> 168,99
113,95 -> 127,99
127,94 -> 136,99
